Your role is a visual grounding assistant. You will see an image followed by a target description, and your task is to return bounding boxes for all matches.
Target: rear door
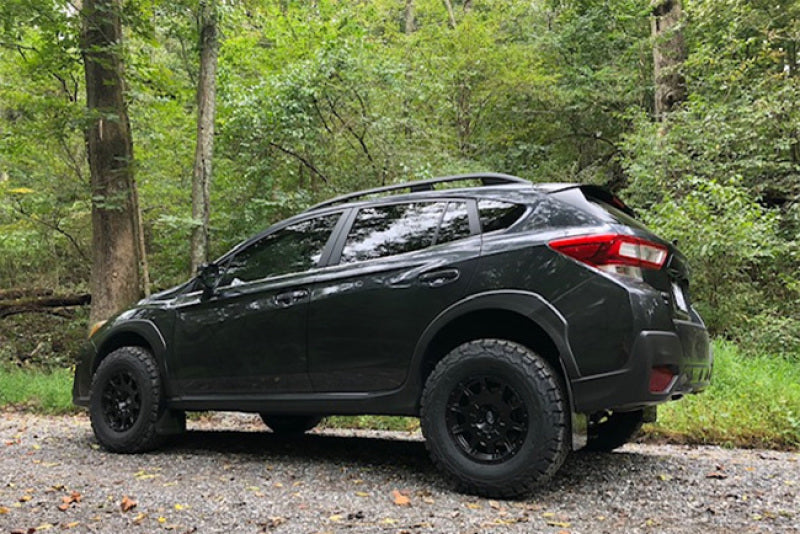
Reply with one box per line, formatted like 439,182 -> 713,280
307,200 -> 481,392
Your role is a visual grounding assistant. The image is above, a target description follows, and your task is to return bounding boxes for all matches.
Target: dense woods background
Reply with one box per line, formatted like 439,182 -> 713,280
0,0 -> 798,368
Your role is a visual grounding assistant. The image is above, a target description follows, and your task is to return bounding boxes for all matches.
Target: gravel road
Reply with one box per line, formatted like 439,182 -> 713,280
1,411 -> 798,533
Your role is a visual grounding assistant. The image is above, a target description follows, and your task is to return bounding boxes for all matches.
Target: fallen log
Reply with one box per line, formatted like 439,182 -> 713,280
0,293 -> 91,319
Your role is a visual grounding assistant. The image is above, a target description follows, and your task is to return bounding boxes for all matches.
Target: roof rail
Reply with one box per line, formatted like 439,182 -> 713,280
305,172 -> 529,212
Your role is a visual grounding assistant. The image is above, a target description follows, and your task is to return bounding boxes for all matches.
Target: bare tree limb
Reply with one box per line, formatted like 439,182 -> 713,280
268,142 -> 329,183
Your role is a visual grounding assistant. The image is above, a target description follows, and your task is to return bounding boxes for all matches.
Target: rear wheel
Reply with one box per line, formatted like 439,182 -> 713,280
585,410 -> 644,452
259,414 -> 322,434
89,346 -> 164,453
420,339 -> 569,498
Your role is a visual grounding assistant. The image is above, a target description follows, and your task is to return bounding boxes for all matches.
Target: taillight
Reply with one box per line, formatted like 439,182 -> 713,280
549,234 -> 668,281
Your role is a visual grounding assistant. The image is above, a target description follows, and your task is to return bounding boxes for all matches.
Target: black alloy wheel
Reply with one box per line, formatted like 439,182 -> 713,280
101,370 -> 142,432
421,339 -> 569,498
89,346 -> 164,453
445,376 -> 528,464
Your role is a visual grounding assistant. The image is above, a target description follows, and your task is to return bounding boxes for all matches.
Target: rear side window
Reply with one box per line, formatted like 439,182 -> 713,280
341,202 -> 446,263
478,200 -> 526,232
436,201 -> 471,245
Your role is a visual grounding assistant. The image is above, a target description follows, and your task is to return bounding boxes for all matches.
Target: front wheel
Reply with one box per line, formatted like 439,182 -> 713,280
420,339 -> 569,498
89,346 -> 164,453
259,414 -> 322,434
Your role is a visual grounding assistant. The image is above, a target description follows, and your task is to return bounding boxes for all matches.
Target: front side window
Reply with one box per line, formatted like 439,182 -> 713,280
221,213 -> 340,285
340,202 -> 448,263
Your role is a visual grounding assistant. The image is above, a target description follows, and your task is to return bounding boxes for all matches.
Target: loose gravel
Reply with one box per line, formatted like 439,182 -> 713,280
1,411 -> 798,533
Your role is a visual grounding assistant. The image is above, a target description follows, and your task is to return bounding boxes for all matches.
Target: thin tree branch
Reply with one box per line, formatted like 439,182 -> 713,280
11,202 -> 89,262
268,142 -> 329,183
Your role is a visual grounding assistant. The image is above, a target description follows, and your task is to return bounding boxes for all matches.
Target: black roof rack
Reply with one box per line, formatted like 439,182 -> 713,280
305,172 -> 529,212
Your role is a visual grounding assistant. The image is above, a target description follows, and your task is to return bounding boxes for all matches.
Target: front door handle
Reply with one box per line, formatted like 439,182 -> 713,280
274,289 -> 309,308
418,269 -> 460,288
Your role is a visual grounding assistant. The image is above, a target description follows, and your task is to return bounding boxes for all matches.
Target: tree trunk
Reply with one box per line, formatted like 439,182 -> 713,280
651,0 -> 687,119
82,0 -> 141,325
190,0 -> 219,275
404,0 -> 416,34
442,0 -> 456,29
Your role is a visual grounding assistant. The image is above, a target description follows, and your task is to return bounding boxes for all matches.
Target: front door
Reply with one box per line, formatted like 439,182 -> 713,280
171,213 -> 341,397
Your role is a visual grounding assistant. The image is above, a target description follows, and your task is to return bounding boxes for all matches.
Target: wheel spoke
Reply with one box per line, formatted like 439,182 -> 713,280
446,374 -> 529,465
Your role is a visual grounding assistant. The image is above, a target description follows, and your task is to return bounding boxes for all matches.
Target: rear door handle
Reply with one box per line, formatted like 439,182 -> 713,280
274,289 -> 309,308
418,269 -> 460,288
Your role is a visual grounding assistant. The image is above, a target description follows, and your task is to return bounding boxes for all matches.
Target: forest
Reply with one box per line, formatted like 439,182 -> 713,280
0,0 -> 798,442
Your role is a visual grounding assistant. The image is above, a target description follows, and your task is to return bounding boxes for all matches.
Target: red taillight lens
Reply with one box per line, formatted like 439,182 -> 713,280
549,234 -> 668,278
649,366 -> 676,393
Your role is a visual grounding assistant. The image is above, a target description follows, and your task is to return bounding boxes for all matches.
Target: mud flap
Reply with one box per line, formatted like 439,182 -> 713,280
155,409 -> 186,436
571,412 -> 587,450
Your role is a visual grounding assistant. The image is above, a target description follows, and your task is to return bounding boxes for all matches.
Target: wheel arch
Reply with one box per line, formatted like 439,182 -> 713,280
93,320 -> 169,388
412,291 -> 579,411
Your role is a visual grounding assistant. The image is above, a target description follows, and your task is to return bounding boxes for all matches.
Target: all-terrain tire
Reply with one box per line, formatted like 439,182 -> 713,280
420,339 -> 569,498
584,409 -> 644,452
89,346 -> 165,453
260,414 -> 323,434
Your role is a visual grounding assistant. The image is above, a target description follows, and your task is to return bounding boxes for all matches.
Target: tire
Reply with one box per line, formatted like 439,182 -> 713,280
259,414 -> 322,434
89,346 -> 164,453
584,409 -> 644,452
420,339 -> 569,498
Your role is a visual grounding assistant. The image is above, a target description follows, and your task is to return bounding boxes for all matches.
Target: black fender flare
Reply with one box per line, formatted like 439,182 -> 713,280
408,290 -> 579,410
94,319 -> 173,395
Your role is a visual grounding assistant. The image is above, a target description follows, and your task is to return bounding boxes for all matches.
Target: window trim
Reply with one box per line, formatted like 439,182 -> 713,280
325,198 -> 477,267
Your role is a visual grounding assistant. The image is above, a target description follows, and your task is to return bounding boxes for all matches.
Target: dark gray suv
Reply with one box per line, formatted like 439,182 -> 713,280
73,173 -> 712,497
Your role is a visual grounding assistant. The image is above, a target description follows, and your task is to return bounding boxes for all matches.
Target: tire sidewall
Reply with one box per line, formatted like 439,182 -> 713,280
89,348 -> 160,452
422,344 -> 565,490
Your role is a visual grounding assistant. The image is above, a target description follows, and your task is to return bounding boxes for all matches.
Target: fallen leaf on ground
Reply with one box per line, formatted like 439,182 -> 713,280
120,496 -> 137,512
706,472 -> 728,479
465,503 -> 481,510
392,490 -> 411,506
547,520 -> 571,528
355,491 -> 369,497
0,506 -> 9,514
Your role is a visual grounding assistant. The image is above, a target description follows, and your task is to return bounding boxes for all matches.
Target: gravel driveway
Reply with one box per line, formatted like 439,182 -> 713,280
1,411 -> 797,533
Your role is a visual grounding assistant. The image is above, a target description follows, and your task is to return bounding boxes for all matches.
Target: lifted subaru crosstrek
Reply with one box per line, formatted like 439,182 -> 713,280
73,173 -> 712,498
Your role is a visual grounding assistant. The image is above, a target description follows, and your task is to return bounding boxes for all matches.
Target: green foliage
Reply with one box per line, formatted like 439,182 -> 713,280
0,366 -> 76,414
621,0 -> 800,354
647,340 -> 800,449
0,0 -> 798,363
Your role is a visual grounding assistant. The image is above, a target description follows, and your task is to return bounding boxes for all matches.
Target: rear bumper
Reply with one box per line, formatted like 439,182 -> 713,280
570,316 -> 712,413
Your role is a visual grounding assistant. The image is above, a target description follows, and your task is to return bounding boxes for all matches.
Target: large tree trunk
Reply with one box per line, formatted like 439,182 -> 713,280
651,0 -> 687,119
82,0 -> 141,325
190,0 -> 219,274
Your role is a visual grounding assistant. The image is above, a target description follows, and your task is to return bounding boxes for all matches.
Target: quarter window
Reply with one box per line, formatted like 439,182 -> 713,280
341,202 -> 447,263
222,214 -> 340,284
478,200 -> 526,233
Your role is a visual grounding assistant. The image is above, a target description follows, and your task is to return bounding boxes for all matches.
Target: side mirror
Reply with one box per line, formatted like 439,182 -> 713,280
197,262 -> 220,299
